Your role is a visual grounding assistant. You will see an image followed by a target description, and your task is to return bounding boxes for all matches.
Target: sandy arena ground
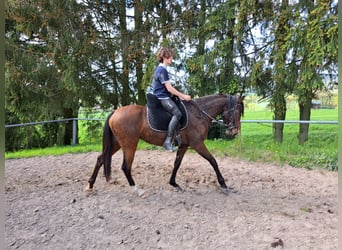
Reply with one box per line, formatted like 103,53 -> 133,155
5,150 -> 338,249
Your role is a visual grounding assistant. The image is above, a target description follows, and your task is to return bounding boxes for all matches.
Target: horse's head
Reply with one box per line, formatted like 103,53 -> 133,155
222,95 -> 244,137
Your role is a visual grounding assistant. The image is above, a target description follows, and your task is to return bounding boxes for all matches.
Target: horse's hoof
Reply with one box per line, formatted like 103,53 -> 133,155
86,184 -> 93,192
221,187 -> 229,195
174,186 -> 183,192
137,189 -> 146,197
133,186 -> 146,197
221,186 -> 236,195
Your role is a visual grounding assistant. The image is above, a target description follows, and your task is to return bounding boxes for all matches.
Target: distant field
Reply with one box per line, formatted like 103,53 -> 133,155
241,108 -> 337,139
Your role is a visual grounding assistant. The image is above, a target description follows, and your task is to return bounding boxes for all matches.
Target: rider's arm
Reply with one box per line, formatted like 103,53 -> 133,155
165,82 -> 191,101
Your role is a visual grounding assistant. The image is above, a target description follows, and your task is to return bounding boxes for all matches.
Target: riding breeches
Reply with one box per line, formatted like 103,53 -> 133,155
159,98 -> 182,121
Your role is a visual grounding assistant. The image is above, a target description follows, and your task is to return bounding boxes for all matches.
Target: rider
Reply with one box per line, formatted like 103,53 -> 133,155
152,47 -> 191,151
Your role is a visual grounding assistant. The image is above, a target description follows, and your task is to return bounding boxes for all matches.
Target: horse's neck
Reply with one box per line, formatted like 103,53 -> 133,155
196,95 -> 226,118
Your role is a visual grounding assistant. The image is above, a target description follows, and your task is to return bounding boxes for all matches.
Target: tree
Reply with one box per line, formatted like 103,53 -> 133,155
185,1 -> 243,96
5,0 -> 105,148
5,1 -> 65,148
270,0 -> 291,143
5,0 -> 337,150
290,0 -> 338,144
247,0 -> 292,143
239,0 -> 336,144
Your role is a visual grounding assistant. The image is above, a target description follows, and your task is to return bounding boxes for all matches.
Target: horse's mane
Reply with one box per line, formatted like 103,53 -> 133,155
193,94 -> 244,117
193,94 -> 226,107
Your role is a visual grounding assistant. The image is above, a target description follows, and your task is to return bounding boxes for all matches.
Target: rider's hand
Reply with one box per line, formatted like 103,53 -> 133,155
182,94 -> 191,101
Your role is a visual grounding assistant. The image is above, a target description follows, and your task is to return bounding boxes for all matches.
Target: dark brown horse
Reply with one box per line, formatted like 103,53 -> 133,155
87,94 -> 244,195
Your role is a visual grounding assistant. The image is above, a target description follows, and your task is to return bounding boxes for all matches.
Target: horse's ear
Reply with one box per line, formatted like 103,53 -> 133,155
239,95 -> 245,101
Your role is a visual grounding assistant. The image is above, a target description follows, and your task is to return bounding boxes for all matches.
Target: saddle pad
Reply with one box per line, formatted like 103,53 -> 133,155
146,93 -> 188,132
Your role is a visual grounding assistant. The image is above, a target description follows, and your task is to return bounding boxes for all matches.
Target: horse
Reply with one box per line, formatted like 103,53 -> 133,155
87,94 -> 244,196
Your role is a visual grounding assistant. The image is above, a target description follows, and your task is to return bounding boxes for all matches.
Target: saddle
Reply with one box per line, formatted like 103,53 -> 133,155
146,93 -> 188,132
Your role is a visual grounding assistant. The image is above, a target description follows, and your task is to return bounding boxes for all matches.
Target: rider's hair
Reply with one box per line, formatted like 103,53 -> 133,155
157,48 -> 173,63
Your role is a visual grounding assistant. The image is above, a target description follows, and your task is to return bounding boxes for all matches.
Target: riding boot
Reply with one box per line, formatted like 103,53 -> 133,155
163,116 -> 179,151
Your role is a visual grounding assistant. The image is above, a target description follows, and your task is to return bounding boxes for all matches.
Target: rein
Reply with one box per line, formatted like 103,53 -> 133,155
190,101 -> 223,125
189,95 -> 236,129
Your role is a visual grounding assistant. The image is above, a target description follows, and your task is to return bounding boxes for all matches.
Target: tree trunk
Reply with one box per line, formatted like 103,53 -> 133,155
119,0 -> 131,105
273,94 -> 286,143
298,97 -> 312,145
198,0 -> 207,96
272,0 -> 289,144
134,0 -> 146,105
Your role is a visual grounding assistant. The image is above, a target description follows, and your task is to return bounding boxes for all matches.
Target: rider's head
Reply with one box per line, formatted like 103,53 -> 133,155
157,48 -> 174,63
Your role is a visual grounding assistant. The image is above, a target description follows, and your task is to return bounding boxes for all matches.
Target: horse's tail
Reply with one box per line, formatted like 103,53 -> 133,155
103,111 -> 115,182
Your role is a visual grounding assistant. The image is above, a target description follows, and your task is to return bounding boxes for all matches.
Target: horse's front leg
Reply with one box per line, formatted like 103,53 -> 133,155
192,142 -> 229,194
169,145 -> 188,191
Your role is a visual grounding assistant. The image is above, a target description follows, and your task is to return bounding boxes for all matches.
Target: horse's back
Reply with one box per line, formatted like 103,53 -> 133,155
111,104 -> 146,125
109,104 -> 166,146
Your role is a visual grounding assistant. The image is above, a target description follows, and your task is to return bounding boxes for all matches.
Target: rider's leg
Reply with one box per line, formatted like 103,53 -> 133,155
163,115 -> 179,151
160,98 -> 182,151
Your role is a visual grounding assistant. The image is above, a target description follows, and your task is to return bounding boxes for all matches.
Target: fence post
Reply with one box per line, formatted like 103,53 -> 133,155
72,119 -> 77,146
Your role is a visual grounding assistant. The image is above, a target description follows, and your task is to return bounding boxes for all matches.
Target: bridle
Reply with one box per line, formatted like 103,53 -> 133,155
190,95 -> 240,132
222,95 -> 239,132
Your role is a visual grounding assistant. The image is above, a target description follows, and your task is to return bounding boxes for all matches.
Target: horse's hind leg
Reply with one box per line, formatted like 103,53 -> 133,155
121,148 -> 145,197
86,154 -> 104,191
87,144 -> 120,192
121,156 -> 135,186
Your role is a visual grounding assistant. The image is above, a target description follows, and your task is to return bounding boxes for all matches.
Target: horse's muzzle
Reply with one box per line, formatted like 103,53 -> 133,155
225,128 -> 239,137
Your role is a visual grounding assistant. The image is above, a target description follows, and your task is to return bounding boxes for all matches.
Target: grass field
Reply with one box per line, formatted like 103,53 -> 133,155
5,107 -> 338,171
237,108 -> 337,170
